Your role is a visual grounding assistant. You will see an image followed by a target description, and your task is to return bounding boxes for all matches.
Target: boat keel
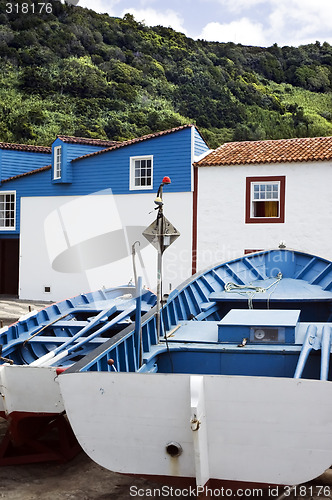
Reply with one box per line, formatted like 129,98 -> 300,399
0,411 -> 81,465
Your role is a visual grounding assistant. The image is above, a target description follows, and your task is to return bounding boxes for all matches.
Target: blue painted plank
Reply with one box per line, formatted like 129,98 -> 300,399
293,257 -> 317,280
194,128 -> 209,158
1,149 -> 51,182
310,263 -> 332,286
243,257 -> 267,280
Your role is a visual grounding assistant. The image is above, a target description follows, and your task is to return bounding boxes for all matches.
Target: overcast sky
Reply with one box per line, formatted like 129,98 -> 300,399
77,0 -> 331,47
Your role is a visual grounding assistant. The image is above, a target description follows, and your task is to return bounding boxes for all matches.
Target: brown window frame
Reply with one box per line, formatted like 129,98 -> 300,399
244,249 -> 263,255
245,176 -> 285,224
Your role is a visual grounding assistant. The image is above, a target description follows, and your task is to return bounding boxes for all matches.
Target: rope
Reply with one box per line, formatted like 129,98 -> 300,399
224,273 -> 282,309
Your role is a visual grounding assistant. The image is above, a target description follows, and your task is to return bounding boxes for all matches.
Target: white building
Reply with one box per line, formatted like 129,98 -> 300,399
194,136 -> 332,272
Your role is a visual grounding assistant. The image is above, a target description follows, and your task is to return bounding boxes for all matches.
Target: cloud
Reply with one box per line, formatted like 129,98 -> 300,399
78,0 -> 120,16
268,0 -> 332,45
216,0 -> 267,11
199,18 -> 267,46
199,0 -> 332,46
120,7 -> 187,34
78,2 -> 188,37
74,0 -> 332,47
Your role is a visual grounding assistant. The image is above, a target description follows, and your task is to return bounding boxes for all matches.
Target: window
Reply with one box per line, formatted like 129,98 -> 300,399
246,176 -> 285,224
54,146 -> 62,179
244,249 -> 263,255
0,192 -> 16,230
130,156 -> 153,190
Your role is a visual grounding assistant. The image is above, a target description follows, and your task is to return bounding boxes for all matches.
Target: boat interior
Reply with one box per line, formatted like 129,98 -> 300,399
0,286 -> 156,365
64,250 -> 332,382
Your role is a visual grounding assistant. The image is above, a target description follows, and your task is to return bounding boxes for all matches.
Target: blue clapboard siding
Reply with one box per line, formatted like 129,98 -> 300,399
0,148 -> 51,182
71,126 -> 194,194
194,128 -> 210,158
0,126 -> 207,235
51,138 -> 109,184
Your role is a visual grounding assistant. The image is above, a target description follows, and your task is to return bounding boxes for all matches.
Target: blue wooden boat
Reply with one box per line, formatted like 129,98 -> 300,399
58,249 -> 332,489
0,284 -> 156,464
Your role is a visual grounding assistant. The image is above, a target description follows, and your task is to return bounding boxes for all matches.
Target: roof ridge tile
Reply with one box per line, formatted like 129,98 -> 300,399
57,136 -> 120,146
195,136 -> 332,167
71,124 -> 195,162
2,165 -> 51,183
0,142 -> 51,153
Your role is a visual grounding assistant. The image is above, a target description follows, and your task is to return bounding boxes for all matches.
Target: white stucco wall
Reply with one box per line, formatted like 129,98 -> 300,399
197,161 -> 332,271
19,191 -> 192,300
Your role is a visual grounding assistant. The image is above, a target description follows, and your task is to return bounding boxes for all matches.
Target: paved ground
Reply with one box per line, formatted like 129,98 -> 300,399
0,295 -> 53,327
1,296 -> 332,499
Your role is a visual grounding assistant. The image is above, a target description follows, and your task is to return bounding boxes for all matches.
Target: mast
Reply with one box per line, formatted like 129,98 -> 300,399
143,177 -> 180,342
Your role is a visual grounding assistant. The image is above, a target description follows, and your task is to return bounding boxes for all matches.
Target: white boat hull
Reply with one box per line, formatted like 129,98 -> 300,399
0,365 -> 63,416
59,372 -> 332,486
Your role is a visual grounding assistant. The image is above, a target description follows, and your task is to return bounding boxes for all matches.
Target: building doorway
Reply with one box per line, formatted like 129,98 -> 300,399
0,238 -> 19,295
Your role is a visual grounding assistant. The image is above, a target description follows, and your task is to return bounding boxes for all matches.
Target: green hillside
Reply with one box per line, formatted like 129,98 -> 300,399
0,1 -> 331,147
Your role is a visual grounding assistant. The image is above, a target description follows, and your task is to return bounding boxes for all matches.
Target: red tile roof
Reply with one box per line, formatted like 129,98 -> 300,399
0,142 -> 51,153
195,136 -> 332,167
72,124 -> 194,162
57,136 -> 120,147
2,165 -> 51,183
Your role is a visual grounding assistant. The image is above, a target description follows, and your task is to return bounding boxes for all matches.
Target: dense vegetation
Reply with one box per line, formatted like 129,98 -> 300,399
0,1 -> 331,147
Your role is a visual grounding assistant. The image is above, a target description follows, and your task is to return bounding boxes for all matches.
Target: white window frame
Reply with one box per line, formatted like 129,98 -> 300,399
129,156 -> 153,190
0,191 -> 16,230
54,146 -> 62,179
250,181 -> 280,218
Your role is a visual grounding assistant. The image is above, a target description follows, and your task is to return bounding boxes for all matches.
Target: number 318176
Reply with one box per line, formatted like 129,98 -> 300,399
6,3 -> 53,13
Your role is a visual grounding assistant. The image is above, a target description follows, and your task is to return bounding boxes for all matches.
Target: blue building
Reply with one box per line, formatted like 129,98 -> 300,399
0,142 -> 52,294
0,125 -> 209,299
